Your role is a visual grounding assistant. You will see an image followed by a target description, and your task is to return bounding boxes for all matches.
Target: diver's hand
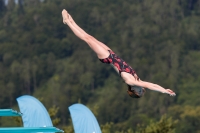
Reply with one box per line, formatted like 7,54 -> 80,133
165,89 -> 176,96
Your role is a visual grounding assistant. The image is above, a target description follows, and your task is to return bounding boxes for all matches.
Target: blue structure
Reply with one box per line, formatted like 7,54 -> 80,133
0,127 -> 63,133
0,95 -> 63,133
0,109 -> 22,116
17,95 -> 53,128
0,109 -> 63,132
69,103 -> 102,133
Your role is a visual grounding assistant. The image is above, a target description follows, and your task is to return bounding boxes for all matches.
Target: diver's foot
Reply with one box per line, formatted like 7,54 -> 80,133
62,9 -> 70,24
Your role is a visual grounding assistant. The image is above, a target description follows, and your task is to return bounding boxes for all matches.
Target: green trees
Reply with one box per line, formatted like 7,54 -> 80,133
169,105 -> 200,132
136,115 -> 178,133
0,0 -> 200,132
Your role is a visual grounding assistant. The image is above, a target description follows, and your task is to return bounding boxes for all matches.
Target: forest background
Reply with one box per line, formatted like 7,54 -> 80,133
0,0 -> 200,133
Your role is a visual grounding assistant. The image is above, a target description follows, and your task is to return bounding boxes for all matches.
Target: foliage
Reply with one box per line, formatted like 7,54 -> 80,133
48,105 -> 61,126
135,115 -> 178,133
0,0 -> 200,132
169,105 -> 200,132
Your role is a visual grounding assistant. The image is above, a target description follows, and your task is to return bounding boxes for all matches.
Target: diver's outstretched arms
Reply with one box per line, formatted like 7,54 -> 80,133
122,72 -> 176,96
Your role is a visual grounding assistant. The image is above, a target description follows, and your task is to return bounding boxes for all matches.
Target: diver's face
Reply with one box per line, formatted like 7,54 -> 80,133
131,86 -> 145,97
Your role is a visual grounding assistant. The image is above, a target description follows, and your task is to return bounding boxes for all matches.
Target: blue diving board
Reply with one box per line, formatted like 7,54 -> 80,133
0,109 -> 22,116
0,127 -> 64,133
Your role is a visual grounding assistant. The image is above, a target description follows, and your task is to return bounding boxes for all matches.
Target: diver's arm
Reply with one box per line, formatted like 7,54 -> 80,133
124,76 -> 176,96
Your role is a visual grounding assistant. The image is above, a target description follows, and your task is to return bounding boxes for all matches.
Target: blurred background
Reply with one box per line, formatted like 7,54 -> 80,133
0,0 -> 200,132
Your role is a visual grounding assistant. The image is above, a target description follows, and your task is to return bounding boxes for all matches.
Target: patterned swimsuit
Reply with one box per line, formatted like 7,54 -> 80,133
99,50 -> 137,77
100,50 -> 143,96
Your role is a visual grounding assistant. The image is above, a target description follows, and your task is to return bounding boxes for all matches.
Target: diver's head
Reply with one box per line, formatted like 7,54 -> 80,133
127,85 -> 145,98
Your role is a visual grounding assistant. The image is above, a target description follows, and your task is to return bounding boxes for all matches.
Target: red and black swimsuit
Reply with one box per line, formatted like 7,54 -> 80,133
99,50 -> 137,77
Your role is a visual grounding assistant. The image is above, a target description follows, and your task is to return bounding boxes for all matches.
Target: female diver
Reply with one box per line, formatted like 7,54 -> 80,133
61,9 -> 176,98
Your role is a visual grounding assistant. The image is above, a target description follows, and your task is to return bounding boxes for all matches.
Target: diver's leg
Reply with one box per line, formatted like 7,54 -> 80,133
62,9 -> 109,59
67,12 -> 111,51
